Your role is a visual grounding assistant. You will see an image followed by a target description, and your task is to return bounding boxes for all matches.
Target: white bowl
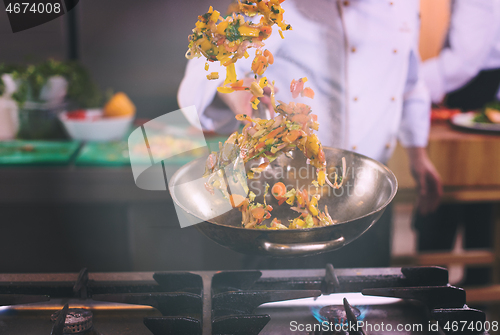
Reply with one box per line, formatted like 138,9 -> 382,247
59,109 -> 133,142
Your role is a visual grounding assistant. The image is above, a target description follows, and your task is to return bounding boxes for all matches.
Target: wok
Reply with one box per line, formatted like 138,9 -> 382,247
169,147 -> 397,257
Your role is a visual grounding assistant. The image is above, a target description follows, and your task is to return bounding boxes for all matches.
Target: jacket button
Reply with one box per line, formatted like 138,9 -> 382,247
386,143 -> 391,148
393,49 -> 397,53
352,145 -> 357,150
351,47 -> 356,53
343,1 -> 349,6
353,97 -> 358,101
391,97 -> 396,101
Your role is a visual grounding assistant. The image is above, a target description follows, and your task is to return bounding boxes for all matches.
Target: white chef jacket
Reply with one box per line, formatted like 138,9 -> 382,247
422,0 -> 500,104
178,0 -> 430,164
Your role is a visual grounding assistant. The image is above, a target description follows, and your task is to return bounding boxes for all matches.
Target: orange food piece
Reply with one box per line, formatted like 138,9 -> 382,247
251,207 -> 266,220
263,49 -> 274,64
260,25 -> 272,37
271,182 -> 286,199
290,78 -> 305,98
301,87 -> 315,99
251,55 -> 268,75
300,189 -> 310,208
235,114 -> 252,122
255,141 -> 266,151
260,125 -> 285,142
257,162 -> 269,170
291,113 -> 308,124
103,92 -> 136,118
318,148 -> 325,164
283,129 -> 301,143
485,108 -> 500,124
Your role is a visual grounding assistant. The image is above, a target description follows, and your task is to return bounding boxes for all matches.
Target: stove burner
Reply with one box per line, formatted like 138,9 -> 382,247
319,304 -> 360,327
51,308 -> 93,334
0,266 -> 490,335
313,300 -> 363,335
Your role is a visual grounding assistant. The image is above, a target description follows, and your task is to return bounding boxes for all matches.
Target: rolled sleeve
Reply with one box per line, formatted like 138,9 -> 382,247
421,58 -> 446,104
422,0 -> 500,102
177,57 -> 227,132
398,49 -> 431,148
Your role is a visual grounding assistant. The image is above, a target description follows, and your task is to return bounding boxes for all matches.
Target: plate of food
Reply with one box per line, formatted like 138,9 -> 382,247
450,103 -> 500,132
59,92 -> 136,142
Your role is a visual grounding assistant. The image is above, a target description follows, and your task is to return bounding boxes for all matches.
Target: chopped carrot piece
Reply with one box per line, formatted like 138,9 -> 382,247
258,162 -> 269,170
235,114 -> 252,122
255,141 -> 266,151
263,49 -> 274,64
271,182 -> 286,199
283,129 -> 301,143
301,87 -> 315,99
251,207 -> 266,220
260,125 -> 285,142
291,114 -> 308,124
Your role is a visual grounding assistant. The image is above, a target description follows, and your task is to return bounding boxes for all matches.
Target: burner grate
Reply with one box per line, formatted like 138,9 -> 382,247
0,266 -> 490,335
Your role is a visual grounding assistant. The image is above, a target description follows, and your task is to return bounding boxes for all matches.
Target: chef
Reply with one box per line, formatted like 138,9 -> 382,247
422,0 -> 500,110
178,0 -> 442,268
416,0 -> 500,285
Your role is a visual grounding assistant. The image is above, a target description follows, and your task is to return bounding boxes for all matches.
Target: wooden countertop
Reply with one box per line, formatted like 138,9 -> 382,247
388,121 -> 500,202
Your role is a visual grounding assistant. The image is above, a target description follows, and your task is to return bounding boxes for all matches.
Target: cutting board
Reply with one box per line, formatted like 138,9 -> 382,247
75,135 -> 229,167
0,140 -> 80,165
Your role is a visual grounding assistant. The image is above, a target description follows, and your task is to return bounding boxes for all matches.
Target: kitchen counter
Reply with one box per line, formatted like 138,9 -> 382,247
389,121 -> 500,202
389,121 -> 500,307
0,166 -> 172,204
0,163 -> 246,273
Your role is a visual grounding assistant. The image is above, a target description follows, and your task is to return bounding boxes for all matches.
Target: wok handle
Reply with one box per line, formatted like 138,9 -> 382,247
261,236 -> 346,257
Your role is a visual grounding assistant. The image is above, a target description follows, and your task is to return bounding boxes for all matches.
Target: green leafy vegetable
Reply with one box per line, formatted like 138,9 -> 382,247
225,22 -> 241,42
0,60 -> 103,108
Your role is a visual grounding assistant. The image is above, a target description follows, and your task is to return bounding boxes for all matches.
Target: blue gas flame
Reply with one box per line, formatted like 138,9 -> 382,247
310,305 -> 327,323
310,304 -> 368,325
0,306 -> 14,316
357,305 -> 368,321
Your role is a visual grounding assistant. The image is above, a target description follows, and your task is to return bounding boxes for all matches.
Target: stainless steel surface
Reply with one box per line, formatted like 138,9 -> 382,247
169,147 -> 398,257
261,236 -> 346,256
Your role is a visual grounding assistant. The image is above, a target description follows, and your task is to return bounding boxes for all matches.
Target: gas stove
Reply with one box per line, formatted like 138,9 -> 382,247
0,266 -> 489,334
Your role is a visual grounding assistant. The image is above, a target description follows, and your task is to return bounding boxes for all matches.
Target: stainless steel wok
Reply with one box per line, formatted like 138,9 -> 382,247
169,147 -> 397,257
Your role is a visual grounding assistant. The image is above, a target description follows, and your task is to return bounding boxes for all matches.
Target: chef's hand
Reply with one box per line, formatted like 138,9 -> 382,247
217,77 -> 275,119
406,147 -> 443,215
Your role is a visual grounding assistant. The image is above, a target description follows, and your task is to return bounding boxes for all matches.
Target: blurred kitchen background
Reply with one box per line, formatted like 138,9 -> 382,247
0,0 -> 498,305
0,0 -> 248,274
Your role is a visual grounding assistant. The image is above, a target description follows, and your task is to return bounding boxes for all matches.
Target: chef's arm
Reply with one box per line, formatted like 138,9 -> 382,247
177,57 -> 239,134
177,20 -> 283,133
178,57 -> 272,134
400,48 -> 443,215
406,147 -> 443,215
422,0 -> 500,104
